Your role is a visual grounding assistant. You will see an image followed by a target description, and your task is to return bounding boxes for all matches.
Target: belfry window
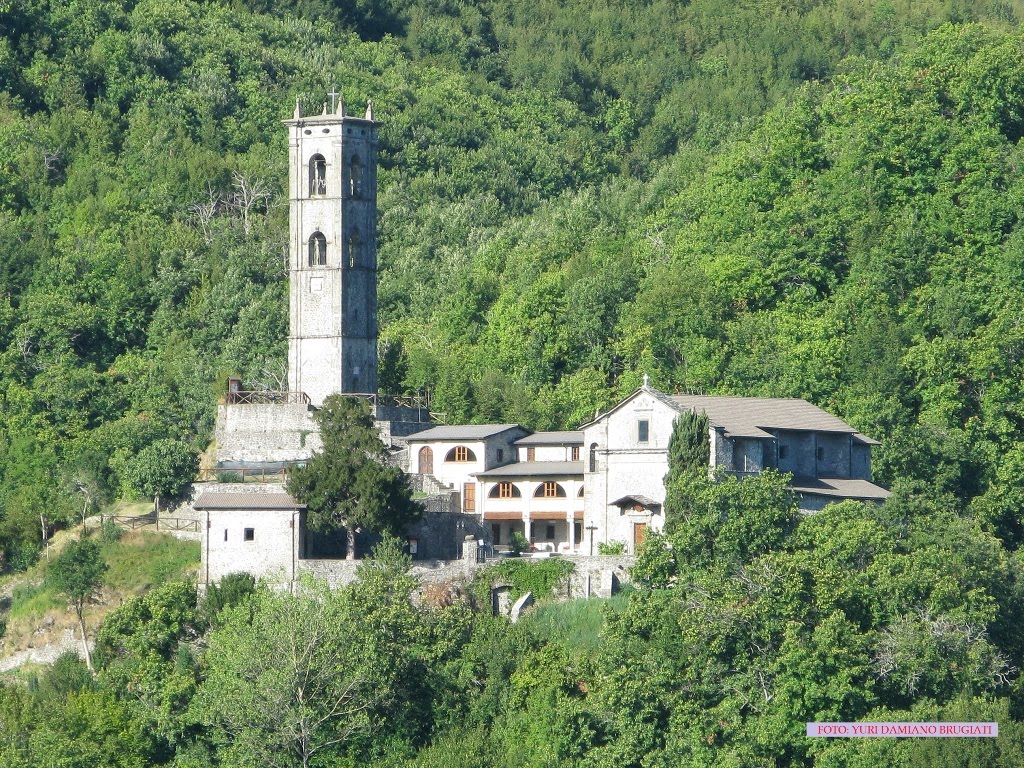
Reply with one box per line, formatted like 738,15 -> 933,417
349,155 -> 362,198
308,232 -> 327,266
346,228 -> 360,268
309,154 -> 327,196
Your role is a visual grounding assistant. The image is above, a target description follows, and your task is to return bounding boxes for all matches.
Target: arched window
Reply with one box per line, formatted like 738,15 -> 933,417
346,228 -> 360,268
488,482 -> 521,499
349,155 -> 362,198
308,232 -> 327,266
534,482 -> 566,498
445,446 -> 476,462
589,443 -> 598,473
309,154 -> 327,196
577,486 -> 584,497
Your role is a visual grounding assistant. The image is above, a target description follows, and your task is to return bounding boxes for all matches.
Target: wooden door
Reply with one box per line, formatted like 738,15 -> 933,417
463,483 -> 476,513
633,522 -> 648,552
419,446 -> 433,475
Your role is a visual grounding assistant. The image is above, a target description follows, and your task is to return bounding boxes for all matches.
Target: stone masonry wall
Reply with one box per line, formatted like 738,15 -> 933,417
215,403 -> 321,464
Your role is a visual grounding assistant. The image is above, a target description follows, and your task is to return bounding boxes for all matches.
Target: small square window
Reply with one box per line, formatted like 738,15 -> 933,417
244,528 -> 255,542
638,420 -> 649,443
779,445 -> 789,459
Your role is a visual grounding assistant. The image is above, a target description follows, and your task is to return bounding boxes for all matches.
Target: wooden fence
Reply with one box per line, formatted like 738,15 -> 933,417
101,514 -> 199,534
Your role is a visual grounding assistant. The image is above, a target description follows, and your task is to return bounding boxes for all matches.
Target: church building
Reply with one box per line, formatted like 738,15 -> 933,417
195,94 -> 890,590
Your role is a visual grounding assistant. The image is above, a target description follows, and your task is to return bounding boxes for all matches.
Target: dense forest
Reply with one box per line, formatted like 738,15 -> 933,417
3,0 -> 1024,763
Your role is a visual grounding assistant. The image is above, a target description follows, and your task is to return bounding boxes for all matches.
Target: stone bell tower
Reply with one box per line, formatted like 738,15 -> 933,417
284,94 -> 379,406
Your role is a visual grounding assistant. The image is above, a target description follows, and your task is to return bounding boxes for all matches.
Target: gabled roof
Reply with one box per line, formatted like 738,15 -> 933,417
788,477 -> 891,500
515,431 -> 584,446
671,395 -> 861,439
576,386 -> 677,429
476,461 -> 584,478
610,494 -> 662,510
577,385 -> 876,443
405,424 -> 525,442
194,492 -> 304,510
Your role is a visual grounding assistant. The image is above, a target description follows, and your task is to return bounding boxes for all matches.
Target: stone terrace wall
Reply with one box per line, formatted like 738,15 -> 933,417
565,555 -> 635,598
295,549 -> 635,602
215,403 -> 321,464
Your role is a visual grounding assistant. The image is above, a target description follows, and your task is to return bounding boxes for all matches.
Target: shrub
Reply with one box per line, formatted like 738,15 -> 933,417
202,572 -> 257,623
510,531 -> 530,554
7,542 -> 40,572
472,558 -> 575,606
99,518 -> 123,544
597,540 -> 625,555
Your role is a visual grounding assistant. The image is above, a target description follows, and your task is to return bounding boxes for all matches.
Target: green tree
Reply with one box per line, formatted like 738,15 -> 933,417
194,561 -> 423,768
663,409 -> 710,531
114,438 -> 198,512
48,538 -> 106,672
286,396 -> 422,559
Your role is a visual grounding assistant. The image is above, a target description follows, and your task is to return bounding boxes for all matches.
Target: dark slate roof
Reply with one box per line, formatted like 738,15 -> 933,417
194,492 -> 305,510
671,395 -> 863,439
475,461 -> 584,478
610,494 -> 662,509
515,431 -> 584,446
852,433 -> 881,446
788,477 -> 891,500
405,424 -> 524,441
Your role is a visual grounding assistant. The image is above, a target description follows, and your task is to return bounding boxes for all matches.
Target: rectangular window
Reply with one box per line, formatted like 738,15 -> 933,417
454,446 -> 468,462
497,448 -> 504,462
224,529 -> 228,542
527,447 -> 536,462
499,482 -> 515,499
638,420 -> 649,443
545,524 -> 556,541
779,445 -> 789,460
543,481 -> 557,498
244,528 -> 255,542
491,524 -> 501,545
571,446 -> 580,461
463,483 -> 476,513
816,446 -> 825,461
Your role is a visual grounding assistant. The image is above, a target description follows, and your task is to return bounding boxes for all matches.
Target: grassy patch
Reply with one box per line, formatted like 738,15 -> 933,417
1,529 -> 200,656
8,581 -> 62,623
520,588 -> 633,652
101,530 -> 200,592
105,500 -> 154,518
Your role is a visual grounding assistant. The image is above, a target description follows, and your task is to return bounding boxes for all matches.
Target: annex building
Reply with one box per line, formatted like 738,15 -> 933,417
194,95 -> 889,589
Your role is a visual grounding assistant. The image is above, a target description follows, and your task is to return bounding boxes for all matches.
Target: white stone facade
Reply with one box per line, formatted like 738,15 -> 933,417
197,486 -> 302,589
582,390 -> 676,555
406,426 -> 527,513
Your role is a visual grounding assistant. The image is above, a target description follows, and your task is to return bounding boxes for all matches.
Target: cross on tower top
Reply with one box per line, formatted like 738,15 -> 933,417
328,85 -> 340,113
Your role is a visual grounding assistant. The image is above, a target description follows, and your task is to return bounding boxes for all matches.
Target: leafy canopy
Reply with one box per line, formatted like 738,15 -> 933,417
286,396 -> 422,558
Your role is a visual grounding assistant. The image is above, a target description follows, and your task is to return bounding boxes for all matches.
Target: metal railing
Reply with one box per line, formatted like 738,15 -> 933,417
225,389 -> 311,406
197,465 -> 297,483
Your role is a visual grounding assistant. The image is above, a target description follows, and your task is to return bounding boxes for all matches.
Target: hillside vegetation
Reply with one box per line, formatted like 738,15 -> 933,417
3,3 -> 1024,764
3,0 -> 1024,560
